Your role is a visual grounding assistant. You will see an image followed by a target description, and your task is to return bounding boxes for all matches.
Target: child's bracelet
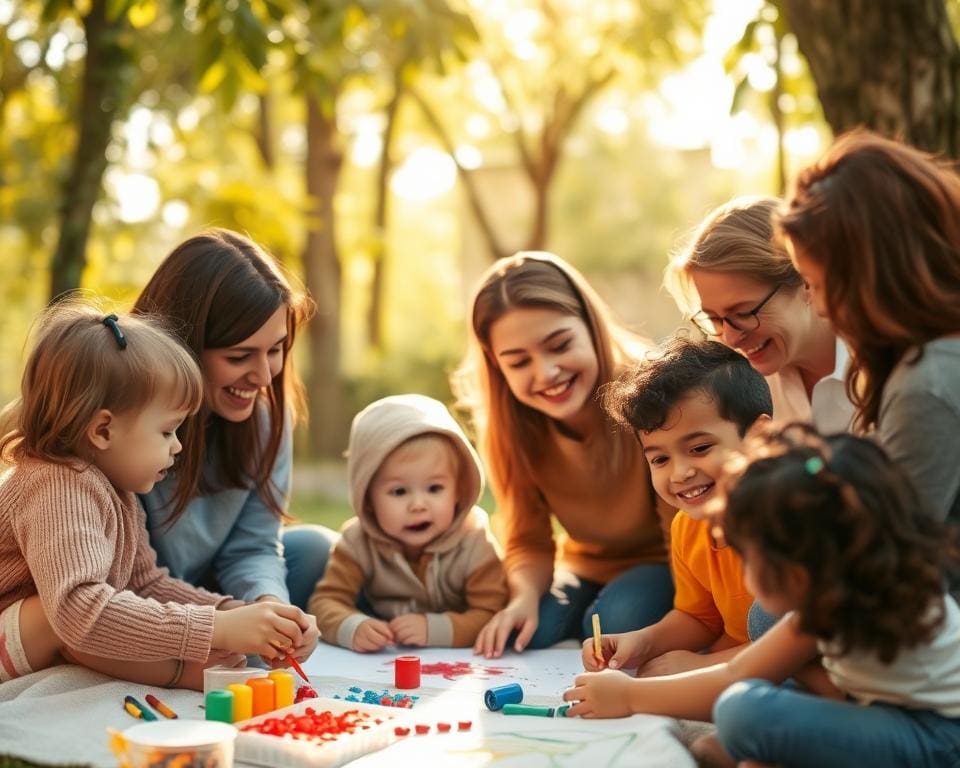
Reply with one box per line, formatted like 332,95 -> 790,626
164,658 -> 185,689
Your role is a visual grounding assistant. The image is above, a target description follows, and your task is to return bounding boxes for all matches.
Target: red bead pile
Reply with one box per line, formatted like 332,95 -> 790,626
240,707 -> 384,744
294,685 -> 318,703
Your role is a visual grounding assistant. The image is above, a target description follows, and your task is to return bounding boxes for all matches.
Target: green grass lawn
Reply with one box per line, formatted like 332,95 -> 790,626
287,490 -> 353,531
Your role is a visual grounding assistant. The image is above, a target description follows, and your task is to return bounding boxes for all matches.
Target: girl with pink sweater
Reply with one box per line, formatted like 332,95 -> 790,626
0,302 -> 316,689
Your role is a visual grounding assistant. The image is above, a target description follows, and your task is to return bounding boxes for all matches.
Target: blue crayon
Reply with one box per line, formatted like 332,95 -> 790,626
123,695 -> 157,721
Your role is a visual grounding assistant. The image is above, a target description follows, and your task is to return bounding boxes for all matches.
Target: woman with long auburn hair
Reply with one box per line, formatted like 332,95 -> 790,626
134,229 -> 336,613
454,252 -> 675,657
779,130 -> 960,575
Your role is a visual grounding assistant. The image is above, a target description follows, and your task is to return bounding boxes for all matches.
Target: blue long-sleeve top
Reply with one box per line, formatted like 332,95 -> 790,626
141,417 -> 291,603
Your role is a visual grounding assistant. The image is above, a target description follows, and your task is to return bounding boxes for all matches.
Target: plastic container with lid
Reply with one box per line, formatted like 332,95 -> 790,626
108,720 -> 238,768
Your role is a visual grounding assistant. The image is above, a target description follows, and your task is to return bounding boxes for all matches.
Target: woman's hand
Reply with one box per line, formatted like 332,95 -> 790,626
562,669 -> 638,719
473,593 -> 540,658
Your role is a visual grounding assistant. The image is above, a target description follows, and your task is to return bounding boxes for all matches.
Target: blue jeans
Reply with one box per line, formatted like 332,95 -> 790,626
281,524 -> 338,610
714,678 -> 960,768
526,563 -> 674,649
747,600 -> 779,640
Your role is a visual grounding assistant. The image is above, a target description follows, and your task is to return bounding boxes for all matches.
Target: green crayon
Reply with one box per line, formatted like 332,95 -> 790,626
502,703 -> 555,717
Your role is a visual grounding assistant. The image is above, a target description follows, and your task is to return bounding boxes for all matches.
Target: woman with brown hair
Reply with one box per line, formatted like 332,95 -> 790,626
665,197 -> 854,434
134,229 -> 336,615
455,252 -> 675,657
779,130 -> 960,543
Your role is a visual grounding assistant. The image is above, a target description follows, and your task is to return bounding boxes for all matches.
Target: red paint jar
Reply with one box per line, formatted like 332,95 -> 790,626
395,655 -> 421,689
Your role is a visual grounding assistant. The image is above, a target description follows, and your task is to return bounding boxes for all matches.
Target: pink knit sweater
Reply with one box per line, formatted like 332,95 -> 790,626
0,458 -> 223,662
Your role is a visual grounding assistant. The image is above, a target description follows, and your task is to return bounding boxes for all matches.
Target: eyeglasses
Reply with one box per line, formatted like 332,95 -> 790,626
690,284 -> 781,337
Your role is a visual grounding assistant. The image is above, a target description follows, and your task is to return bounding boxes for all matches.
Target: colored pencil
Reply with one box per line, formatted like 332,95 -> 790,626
592,613 -> 603,663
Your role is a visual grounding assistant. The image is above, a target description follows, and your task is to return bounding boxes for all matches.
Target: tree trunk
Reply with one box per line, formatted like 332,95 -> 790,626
256,92 -> 275,169
49,0 -> 127,301
782,0 -> 960,155
771,28 -> 786,194
367,78 -> 403,351
302,93 -> 345,458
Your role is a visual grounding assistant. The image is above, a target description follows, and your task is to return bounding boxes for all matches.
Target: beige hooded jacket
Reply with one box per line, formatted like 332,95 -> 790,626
307,395 -> 507,648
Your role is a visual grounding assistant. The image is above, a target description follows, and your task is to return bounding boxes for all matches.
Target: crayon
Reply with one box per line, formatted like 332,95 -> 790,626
123,695 -> 157,721
286,655 -> 309,683
145,693 -> 178,719
502,703 -> 556,717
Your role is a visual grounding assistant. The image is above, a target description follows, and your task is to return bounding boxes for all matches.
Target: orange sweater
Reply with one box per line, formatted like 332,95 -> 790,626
502,419 -> 672,585
671,511 -> 753,643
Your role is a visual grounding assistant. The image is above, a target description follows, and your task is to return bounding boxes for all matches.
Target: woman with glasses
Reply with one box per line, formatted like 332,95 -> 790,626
665,196 -> 855,434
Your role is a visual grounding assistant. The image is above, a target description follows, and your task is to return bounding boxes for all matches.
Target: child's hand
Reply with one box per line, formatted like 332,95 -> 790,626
352,619 -> 395,653
289,615 -> 319,662
212,601 -> 306,658
637,649 -> 700,677
562,669 -> 637,719
389,614 -> 428,646
473,593 -> 539,658
581,630 -> 651,672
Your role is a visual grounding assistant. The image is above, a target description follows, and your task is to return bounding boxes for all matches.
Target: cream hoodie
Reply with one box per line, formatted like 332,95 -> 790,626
308,395 -> 508,648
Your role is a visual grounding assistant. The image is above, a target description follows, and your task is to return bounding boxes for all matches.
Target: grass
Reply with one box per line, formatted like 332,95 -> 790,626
287,490 -> 353,531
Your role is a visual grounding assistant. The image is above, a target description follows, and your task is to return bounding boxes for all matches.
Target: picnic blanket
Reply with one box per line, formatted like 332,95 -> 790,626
0,646 -> 695,768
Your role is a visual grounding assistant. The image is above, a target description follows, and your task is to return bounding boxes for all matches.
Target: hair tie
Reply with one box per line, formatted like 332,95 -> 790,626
102,314 -> 127,350
804,456 -> 825,476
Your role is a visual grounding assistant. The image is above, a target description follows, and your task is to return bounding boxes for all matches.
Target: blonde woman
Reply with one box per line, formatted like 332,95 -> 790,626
665,197 -> 854,434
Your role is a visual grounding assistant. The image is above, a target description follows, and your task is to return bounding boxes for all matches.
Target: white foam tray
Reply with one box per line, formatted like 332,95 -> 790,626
235,697 -> 405,768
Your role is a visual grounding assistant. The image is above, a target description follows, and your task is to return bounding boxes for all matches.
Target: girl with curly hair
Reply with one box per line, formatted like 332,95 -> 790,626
564,424 -> 960,768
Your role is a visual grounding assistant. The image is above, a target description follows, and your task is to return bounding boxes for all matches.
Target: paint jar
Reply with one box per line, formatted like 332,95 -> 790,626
394,655 -> 421,689
108,720 -> 237,768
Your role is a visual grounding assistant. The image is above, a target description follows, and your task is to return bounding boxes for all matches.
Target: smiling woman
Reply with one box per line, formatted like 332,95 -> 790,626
665,196 -> 855,435
132,230 -> 337,619
454,252 -> 675,657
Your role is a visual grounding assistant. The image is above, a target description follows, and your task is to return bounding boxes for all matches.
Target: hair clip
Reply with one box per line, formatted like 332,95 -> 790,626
804,456 -> 825,475
102,314 -> 127,350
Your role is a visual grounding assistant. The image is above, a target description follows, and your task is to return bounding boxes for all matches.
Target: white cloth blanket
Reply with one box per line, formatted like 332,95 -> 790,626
0,647 -> 695,768
0,665 -> 208,766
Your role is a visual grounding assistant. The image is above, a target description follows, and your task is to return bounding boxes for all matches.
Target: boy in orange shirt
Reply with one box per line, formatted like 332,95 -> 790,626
585,336 -> 772,676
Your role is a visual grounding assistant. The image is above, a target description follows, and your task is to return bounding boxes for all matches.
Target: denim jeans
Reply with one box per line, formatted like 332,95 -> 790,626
714,678 -> 960,768
747,600 -> 780,640
281,524 -> 338,611
526,562 -> 674,649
